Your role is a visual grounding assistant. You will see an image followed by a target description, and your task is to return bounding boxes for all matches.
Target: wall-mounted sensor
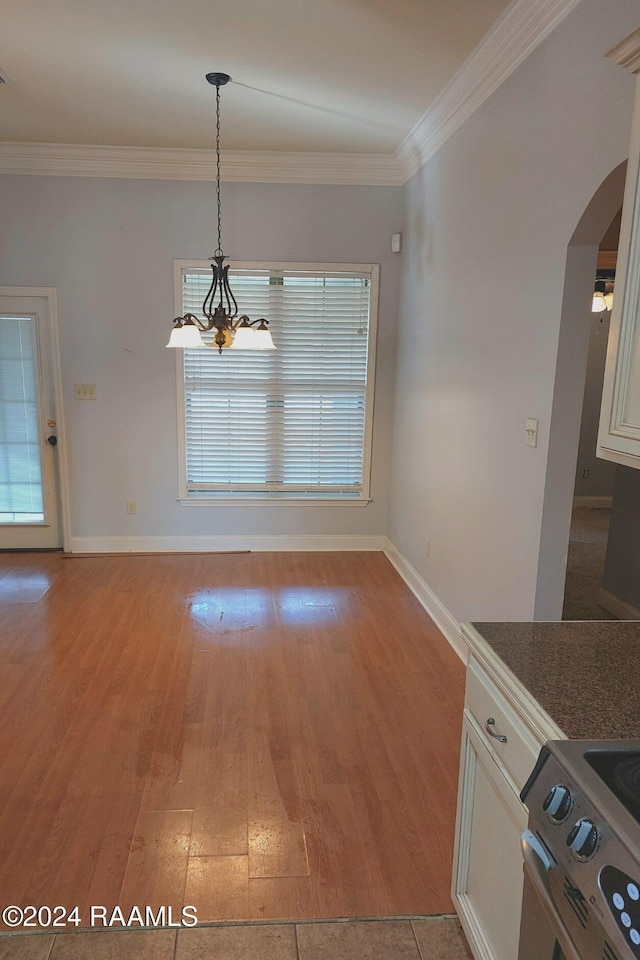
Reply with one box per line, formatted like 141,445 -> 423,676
391,233 -> 402,253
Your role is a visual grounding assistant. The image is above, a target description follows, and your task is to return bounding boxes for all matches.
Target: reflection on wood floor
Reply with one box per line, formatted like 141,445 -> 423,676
0,551 -> 464,928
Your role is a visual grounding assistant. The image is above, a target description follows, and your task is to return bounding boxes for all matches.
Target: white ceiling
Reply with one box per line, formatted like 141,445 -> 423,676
1,0 -> 513,156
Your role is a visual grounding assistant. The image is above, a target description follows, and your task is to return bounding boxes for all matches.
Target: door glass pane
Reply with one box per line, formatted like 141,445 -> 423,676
0,316 -> 44,523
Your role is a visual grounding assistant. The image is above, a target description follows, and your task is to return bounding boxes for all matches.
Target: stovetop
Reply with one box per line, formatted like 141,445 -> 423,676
585,749 -> 640,826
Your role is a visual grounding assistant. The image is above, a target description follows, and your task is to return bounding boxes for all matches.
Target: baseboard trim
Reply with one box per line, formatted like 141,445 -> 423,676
67,534 -> 388,554
383,538 -> 466,662
572,496 -> 613,509
597,587 -> 640,620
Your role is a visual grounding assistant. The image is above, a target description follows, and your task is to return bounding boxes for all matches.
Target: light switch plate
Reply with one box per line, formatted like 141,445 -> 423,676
74,384 -> 96,400
525,418 -> 538,447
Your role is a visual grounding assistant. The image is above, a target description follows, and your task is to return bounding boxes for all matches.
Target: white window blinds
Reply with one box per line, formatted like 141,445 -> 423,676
0,316 -> 44,522
181,267 -> 374,498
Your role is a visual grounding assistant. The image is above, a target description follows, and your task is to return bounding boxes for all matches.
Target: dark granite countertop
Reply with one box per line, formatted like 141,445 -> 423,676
469,621 -> 640,740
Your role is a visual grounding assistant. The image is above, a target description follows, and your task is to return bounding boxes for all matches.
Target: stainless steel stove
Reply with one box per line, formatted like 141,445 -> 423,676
519,739 -> 640,960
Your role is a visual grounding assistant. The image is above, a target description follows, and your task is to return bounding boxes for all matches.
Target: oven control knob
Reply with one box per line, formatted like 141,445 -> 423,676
566,818 -> 599,859
543,784 -> 573,822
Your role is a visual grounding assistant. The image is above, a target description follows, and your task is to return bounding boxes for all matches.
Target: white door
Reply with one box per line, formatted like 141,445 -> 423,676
0,292 -> 65,550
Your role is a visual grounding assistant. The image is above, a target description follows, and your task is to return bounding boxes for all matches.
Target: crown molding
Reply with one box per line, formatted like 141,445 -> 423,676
606,28 -> 640,75
0,142 -> 403,186
396,0 -> 583,182
0,0 -> 581,187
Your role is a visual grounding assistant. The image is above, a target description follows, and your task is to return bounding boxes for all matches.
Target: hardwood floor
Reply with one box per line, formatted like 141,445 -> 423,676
0,551 -> 465,929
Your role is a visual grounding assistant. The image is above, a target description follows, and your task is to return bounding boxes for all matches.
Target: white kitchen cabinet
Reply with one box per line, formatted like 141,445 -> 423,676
598,39 -> 640,468
452,657 -> 539,960
452,635 -> 563,960
453,710 -> 529,960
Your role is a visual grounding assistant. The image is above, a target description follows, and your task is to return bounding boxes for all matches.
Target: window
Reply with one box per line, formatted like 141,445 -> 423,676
0,315 -> 44,523
175,262 -> 378,502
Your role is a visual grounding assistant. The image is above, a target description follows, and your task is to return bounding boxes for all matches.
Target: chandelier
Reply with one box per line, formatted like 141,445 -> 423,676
166,73 -> 275,353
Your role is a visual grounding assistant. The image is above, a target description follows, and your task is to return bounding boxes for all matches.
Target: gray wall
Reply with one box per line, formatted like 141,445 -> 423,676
389,0 -> 639,623
0,177 -> 401,546
573,311 -> 617,498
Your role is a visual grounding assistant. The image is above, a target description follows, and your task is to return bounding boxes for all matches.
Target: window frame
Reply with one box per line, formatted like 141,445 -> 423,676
173,260 -> 379,506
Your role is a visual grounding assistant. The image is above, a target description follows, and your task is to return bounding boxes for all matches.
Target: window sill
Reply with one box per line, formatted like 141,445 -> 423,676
0,521 -> 47,527
177,496 -> 371,507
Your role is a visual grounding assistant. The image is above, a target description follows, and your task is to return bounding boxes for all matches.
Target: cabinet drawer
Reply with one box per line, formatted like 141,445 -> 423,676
465,657 -> 540,790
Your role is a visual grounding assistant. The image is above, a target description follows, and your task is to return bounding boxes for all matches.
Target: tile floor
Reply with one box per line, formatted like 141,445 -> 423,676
0,917 -> 473,959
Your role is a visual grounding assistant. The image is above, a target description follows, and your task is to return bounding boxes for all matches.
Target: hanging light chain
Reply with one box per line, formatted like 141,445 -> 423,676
215,82 -> 223,257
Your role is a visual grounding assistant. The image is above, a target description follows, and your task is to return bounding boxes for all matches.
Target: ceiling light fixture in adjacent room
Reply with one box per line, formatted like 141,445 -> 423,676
592,277 -> 615,314
166,73 -> 276,353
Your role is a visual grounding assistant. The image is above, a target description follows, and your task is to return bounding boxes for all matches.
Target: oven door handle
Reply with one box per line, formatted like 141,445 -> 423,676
520,830 -> 584,960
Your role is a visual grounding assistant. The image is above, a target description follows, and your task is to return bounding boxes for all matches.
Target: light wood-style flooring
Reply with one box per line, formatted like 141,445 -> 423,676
0,551 -> 465,930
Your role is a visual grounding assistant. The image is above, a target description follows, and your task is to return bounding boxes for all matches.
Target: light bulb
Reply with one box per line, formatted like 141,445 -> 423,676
592,293 -> 607,313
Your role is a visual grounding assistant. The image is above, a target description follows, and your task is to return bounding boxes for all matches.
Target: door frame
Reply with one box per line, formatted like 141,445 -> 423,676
533,165 -> 626,619
0,286 -> 71,552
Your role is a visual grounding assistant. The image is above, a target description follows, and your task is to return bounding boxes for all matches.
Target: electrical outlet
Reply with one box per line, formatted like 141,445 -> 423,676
424,539 -> 431,558
126,501 -> 136,515
582,469 -> 590,479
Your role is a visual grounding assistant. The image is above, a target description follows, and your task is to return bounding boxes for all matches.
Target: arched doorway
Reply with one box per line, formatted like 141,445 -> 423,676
534,162 -> 627,619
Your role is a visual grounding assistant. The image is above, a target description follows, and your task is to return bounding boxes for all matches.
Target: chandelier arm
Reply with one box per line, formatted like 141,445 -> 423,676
230,315 -> 269,330
201,262 -> 220,326
221,263 -> 239,319
173,312 -> 207,331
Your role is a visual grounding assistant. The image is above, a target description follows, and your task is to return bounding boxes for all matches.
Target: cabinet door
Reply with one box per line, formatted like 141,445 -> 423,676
452,711 -> 528,960
598,75 -> 640,467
